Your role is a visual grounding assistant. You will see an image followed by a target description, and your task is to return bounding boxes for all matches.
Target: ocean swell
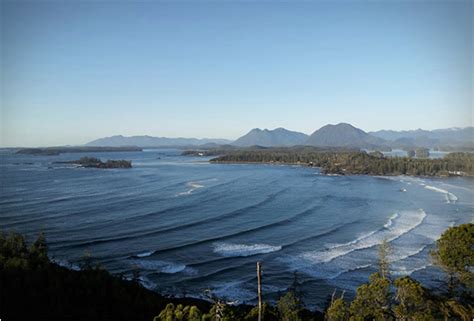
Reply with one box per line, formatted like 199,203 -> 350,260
300,209 -> 427,264
213,242 -> 282,257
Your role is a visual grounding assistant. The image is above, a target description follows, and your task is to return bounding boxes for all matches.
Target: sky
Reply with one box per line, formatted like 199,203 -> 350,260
1,0 -> 472,147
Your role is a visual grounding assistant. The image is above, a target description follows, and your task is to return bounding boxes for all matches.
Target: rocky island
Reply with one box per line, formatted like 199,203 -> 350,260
55,157 -> 132,169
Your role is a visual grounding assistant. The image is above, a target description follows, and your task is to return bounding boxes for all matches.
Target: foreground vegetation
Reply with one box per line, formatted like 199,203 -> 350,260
209,149 -> 474,176
1,224 -> 472,320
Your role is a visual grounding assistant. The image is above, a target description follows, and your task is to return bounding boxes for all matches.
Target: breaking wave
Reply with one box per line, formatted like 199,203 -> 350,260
424,185 -> 458,204
176,182 -> 205,196
213,242 -> 282,257
131,259 -> 186,274
135,251 -> 153,258
299,209 -> 427,263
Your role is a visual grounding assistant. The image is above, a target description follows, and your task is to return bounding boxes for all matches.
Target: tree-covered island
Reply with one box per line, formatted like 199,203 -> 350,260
196,147 -> 474,177
54,157 -> 132,169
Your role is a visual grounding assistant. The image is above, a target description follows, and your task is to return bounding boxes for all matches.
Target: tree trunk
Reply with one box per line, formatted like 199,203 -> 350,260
257,261 -> 263,321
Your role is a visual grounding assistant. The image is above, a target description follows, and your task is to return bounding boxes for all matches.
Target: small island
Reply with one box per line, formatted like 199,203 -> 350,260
55,157 -> 132,169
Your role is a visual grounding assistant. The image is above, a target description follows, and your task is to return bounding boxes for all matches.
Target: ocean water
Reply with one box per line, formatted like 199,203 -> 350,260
1,149 -> 473,309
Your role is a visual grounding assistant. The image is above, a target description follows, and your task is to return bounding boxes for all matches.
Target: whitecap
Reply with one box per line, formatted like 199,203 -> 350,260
384,213 -> 399,228
213,242 -> 282,257
424,185 -> 458,204
132,259 -> 186,274
176,181 -> 205,196
135,251 -> 153,258
210,281 -> 255,303
51,258 -> 81,271
299,209 -> 427,264
392,264 -> 431,276
138,276 -> 156,290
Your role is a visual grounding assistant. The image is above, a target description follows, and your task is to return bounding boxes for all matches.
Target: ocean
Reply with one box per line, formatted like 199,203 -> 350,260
1,148 -> 472,310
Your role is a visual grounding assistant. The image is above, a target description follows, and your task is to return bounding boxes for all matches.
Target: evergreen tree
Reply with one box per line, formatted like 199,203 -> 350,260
325,291 -> 349,321
277,291 -> 302,321
392,277 -> 433,320
349,273 -> 392,321
431,223 -> 474,293
378,239 -> 391,280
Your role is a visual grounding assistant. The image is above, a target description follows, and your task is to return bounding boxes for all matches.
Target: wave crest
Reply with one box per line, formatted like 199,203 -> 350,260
131,259 -> 186,274
300,209 -> 427,264
424,185 -> 458,204
213,242 -> 282,257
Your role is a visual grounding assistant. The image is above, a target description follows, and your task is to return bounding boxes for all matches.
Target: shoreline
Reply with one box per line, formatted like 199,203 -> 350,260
209,160 -> 473,178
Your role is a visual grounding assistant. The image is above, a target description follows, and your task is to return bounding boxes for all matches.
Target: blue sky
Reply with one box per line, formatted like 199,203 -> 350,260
1,0 -> 472,146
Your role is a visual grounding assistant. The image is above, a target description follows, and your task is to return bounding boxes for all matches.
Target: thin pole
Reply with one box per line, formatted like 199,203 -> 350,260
257,261 -> 263,321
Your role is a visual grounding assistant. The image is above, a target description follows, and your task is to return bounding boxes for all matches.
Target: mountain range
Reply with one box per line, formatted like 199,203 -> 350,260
86,135 -> 231,147
369,127 -> 474,148
85,125 -> 473,150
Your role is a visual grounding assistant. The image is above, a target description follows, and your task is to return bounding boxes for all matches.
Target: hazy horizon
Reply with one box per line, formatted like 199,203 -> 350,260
2,0 -> 472,147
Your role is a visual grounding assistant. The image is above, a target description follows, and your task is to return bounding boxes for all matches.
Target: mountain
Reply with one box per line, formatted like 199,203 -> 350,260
86,135 -> 232,147
305,123 -> 388,149
232,128 -> 309,147
369,127 -> 474,148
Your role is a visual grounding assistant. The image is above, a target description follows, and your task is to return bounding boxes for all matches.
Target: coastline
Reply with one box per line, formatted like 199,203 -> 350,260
209,160 -> 473,178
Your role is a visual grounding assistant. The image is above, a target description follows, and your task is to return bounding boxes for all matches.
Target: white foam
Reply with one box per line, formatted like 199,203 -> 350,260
132,259 -> 186,274
138,276 -> 156,290
52,258 -> 81,271
213,242 -> 282,257
384,213 -> 399,228
329,264 -> 372,279
210,281 -> 255,303
389,243 -> 428,262
176,181 -> 205,196
424,185 -> 458,204
300,209 -> 427,264
135,251 -> 153,258
392,264 -> 431,276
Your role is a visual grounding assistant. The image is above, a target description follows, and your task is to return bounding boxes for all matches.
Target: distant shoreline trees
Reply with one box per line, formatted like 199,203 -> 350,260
208,150 -> 474,177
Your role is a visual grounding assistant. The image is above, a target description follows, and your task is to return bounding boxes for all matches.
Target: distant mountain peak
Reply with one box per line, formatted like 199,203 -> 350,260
232,127 -> 308,147
305,123 -> 387,149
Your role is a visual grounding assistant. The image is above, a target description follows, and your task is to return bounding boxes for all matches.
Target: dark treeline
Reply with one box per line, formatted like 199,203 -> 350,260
210,149 -> 474,176
1,224 -> 473,320
54,157 -> 132,169
0,232 -> 211,321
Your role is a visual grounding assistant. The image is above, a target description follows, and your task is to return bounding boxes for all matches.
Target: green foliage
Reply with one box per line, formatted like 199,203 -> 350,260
245,302 -> 278,321
349,273 -> 392,321
432,223 -> 474,290
392,277 -> 433,320
202,301 -> 236,321
157,303 -> 202,321
277,291 -> 302,321
325,293 -> 349,321
188,306 -> 203,321
415,148 -> 430,158
211,149 -> 474,176
1,231 -> 211,321
378,239 -> 391,280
